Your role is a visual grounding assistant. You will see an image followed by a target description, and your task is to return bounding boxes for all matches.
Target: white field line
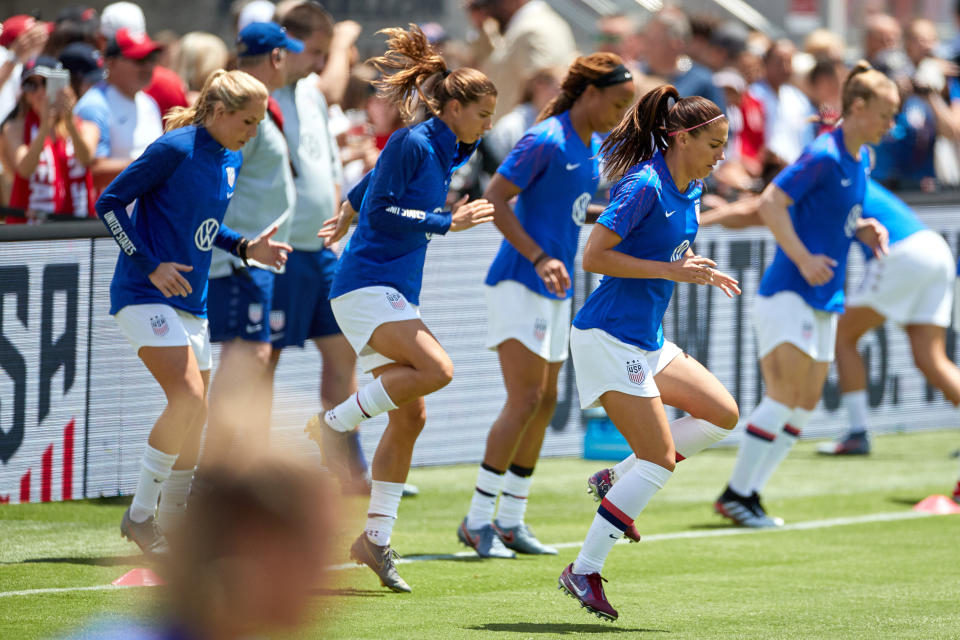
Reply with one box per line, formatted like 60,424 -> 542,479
0,510 -> 945,598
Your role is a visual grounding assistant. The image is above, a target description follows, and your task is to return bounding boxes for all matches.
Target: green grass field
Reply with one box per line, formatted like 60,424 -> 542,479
2,429 -> 960,639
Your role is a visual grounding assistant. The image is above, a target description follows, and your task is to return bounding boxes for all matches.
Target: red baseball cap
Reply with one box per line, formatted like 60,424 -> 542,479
0,15 -> 54,48
105,27 -> 163,60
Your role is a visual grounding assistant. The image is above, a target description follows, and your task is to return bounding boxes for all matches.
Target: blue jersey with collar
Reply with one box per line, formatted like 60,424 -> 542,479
573,151 -> 702,351
758,127 -> 870,312
485,111 -> 602,300
96,125 -> 243,317
857,179 -> 926,261
331,117 -> 478,305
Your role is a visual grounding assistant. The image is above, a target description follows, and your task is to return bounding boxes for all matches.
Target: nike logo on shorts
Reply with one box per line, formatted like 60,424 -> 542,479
566,163 -> 580,170
841,178 -> 852,187
246,323 -> 263,333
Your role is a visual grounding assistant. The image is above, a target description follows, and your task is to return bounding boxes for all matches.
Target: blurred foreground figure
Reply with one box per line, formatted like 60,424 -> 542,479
70,454 -> 340,640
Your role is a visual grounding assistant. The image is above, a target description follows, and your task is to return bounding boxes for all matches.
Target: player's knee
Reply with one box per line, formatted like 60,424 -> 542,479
508,384 -> 545,418
539,387 -> 558,413
423,356 -> 454,392
912,349 -> 941,377
716,403 -> 740,430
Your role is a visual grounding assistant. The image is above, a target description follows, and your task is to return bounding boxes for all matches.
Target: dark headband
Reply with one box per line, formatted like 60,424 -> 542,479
591,64 -> 633,88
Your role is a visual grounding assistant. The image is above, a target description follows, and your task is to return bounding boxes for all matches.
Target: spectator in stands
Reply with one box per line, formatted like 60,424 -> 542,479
99,2 -> 188,118
46,7 -> 101,55
806,58 -> 843,135
480,67 -> 561,170
642,9 -> 725,110
59,41 -> 106,100
708,21 -> 749,73
687,14 -> 719,70
864,13 -> 908,78
0,56 -> 97,222
201,22 -> 300,470
594,13 -> 644,72
75,27 -> 163,190
803,28 -> 845,67
467,0 -> 576,123
173,32 -> 229,105
750,39 -> 817,167
0,15 -> 50,204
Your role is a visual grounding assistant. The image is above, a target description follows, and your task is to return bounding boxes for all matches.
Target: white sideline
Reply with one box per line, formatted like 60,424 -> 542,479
0,509 -> 942,598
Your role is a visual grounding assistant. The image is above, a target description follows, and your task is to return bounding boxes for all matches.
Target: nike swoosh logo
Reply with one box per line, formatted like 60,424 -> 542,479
665,210 -> 676,217
246,323 -> 263,333
568,579 -> 588,597
841,178 -> 852,187
565,163 -> 580,170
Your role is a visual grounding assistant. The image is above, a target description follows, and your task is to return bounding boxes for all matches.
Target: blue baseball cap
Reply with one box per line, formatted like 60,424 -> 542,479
237,22 -> 303,57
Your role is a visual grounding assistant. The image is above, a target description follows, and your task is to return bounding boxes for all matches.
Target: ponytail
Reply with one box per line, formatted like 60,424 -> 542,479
841,60 -> 897,115
537,52 -> 626,123
369,24 -> 496,125
164,69 -> 268,131
599,84 -> 723,180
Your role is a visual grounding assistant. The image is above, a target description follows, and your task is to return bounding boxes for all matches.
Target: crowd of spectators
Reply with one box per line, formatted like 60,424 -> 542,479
2,0 -> 960,224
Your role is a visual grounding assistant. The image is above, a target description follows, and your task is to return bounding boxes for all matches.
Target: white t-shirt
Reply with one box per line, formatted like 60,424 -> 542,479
75,82 -> 163,160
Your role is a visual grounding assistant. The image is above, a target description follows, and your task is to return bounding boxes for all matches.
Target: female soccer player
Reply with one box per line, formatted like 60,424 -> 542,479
715,62 -> 895,527
457,53 -> 635,559
307,25 -> 496,592
97,69 -> 291,557
558,85 -> 741,621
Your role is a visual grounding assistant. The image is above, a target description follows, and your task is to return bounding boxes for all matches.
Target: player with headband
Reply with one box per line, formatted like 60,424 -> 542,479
557,85 -> 740,621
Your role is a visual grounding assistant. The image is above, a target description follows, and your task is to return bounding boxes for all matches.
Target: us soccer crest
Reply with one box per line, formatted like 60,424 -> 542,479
626,359 -> 646,385
269,309 -> 285,332
150,314 -> 169,337
533,318 -> 547,341
226,166 -> 236,188
248,303 -> 263,324
386,292 -> 406,310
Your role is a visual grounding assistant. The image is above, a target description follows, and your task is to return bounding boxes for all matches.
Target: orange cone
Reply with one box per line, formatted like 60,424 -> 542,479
912,495 -> 960,515
112,568 -> 165,587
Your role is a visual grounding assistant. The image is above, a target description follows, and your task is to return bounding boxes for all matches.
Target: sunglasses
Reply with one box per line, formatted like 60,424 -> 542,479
22,78 -> 46,92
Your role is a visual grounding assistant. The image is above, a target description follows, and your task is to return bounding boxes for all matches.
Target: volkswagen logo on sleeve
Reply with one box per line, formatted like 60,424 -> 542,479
195,218 -> 220,251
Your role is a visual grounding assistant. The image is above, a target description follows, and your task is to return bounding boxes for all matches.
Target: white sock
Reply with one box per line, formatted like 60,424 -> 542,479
364,480 -> 405,546
611,454 -> 637,482
728,396 -> 792,496
750,407 -> 812,493
325,378 -> 398,433
844,390 -> 869,434
157,468 -> 195,533
573,460 -> 672,575
466,466 -> 504,530
671,416 -> 732,460
495,469 -> 533,528
130,445 -> 178,523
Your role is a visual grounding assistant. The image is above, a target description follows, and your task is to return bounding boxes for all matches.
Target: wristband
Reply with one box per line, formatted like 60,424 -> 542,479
237,238 -> 250,266
532,251 -> 549,268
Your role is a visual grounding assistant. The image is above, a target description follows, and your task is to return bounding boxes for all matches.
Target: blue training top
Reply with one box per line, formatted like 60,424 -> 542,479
857,179 -> 926,261
573,150 -> 702,351
484,111 -> 602,300
96,125 -> 244,317
331,117 -> 479,305
757,127 -> 870,313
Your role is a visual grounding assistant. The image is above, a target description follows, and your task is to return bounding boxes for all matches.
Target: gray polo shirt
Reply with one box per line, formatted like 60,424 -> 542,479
209,115 -> 296,278
273,73 -> 343,252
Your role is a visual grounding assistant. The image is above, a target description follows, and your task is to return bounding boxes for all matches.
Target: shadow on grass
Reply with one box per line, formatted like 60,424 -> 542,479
313,587 -> 387,598
16,555 -> 143,567
684,522 -> 734,531
400,553 -> 484,563
886,496 -> 925,507
467,622 -> 668,634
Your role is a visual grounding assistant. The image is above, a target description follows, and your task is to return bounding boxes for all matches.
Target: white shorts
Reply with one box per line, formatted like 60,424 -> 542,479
330,286 -> 421,373
753,291 -> 838,363
485,280 -> 571,362
570,326 -> 683,409
114,303 -> 212,371
847,230 -> 954,328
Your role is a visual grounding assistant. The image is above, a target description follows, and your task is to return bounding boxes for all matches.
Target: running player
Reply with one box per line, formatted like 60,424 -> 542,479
457,53 -> 635,559
307,24 -> 496,592
714,62 -> 896,527
558,85 -> 741,621
823,181 -> 960,455
96,69 -> 291,557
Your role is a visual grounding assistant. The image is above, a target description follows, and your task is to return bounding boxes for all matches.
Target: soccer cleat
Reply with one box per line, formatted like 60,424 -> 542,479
558,563 -> 618,621
714,486 -> 778,528
349,533 -> 411,593
493,521 -> 558,555
120,508 -> 169,558
586,468 -> 641,543
747,492 -> 784,527
304,414 -> 354,480
817,431 -> 871,456
457,517 -> 516,558
952,480 -> 960,505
